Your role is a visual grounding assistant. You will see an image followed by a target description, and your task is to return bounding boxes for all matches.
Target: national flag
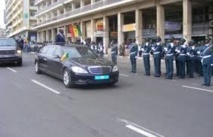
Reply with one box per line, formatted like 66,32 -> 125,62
61,52 -> 69,61
68,25 -> 75,37
73,25 -> 79,37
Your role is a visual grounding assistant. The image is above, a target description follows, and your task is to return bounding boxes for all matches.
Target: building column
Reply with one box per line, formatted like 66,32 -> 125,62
91,19 -> 95,42
135,9 -> 142,45
103,16 -> 109,54
80,21 -> 86,42
91,0 -> 95,4
80,0 -> 85,8
41,31 -> 44,42
156,1 -> 165,42
72,3 -> 76,10
46,30 -> 49,42
183,0 -> 192,42
118,12 -> 124,47
52,29 -> 55,42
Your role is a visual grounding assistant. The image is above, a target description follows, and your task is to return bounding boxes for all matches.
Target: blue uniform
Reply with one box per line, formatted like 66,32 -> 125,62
177,45 -> 187,78
129,43 -> 138,73
201,45 -> 212,86
165,43 -> 175,79
187,46 -> 197,78
111,44 -> 118,65
55,34 -> 65,46
152,43 -> 162,77
141,43 -> 151,75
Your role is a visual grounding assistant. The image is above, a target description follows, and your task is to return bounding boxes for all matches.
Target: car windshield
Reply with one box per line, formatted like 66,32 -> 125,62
0,39 -> 16,47
63,47 -> 98,59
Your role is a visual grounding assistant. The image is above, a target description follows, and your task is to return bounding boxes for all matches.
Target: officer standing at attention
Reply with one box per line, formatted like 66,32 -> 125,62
129,39 -> 138,73
187,40 -> 197,78
141,38 -> 151,76
165,37 -> 176,79
175,40 -> 181,76
176,38 -> 187,79
111,41 -> 118,65
152,36 -> 163,77
201,37 -> 212,86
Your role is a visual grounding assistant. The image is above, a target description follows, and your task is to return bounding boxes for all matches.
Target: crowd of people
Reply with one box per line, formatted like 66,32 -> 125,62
111,36 -> 213,87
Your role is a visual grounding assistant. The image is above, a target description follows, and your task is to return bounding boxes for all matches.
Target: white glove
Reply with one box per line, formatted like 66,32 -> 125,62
197,51 -> 200,54
152,47 -> 155,50
141,48 -> 144,52
164,47 -> 168,51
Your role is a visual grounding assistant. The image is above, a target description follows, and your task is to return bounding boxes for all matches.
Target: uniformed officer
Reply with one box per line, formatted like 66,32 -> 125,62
129,39 -> 138,73
111,41 -> 118,65
97,42 -> 104,58
176,38 -> 187,79
201,37 -> 212,86
91,41 -> 97,53
175,40 -> 181,76
165,37 -> 176,79
141,38 -> 151,76
196,41 -> 205,76
152,36 -> 163,77
187,40 -> 197,78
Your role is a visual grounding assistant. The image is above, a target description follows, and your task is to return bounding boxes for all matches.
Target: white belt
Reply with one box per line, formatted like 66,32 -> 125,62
130,52 -> 136,55
203,55 -> 211,59
111,51 -> 115,54
154,52 -> 160,54
166,53 -> 173,56
180,54 -> 186,56
143,53 -> 149,56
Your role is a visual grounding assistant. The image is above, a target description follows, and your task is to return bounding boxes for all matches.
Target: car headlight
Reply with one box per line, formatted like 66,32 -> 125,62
112,65 -> 118,72
17,50 -> 22,54
71,66 -> 88,74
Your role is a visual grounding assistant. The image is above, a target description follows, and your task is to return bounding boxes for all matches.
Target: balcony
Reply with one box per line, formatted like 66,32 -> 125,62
34,0 -> 134,28
35,0 -> 43,5
35,0 -> 66,16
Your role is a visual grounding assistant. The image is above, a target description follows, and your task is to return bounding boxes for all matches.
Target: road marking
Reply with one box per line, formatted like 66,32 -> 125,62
182,85 -> 213,93
31,79 -> 61,95
119,74 -> 129,77
7,67 -> 17,73
117,118 -> 164,137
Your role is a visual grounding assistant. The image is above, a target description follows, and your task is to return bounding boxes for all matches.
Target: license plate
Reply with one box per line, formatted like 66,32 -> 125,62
95,75 -> 109,80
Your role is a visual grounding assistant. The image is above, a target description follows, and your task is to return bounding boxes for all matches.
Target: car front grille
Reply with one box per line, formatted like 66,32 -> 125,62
0,50 -> 16,55
88,66 -> 111,74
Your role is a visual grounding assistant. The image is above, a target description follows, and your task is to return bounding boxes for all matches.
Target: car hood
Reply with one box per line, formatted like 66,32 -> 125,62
70,57 -> 113,67
0,46 -> 16,51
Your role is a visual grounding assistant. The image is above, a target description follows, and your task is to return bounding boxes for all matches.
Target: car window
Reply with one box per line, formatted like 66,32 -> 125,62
46,47 -> 57,57
0,39 -> 16,47
63,47 -> 98,59
39,46 -> 48,54
55,47 -> 63,57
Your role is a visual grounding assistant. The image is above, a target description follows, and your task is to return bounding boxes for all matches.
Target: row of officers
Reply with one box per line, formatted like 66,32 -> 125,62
110,37 -> 213,87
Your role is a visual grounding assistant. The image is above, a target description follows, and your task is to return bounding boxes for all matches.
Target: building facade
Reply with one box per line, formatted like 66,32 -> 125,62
0,28 -> 6,37
34,0 -> 213,52
5,0 -> 37,41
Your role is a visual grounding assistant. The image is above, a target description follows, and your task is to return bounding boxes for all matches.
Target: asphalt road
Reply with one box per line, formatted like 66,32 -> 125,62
0,53 -> 213,137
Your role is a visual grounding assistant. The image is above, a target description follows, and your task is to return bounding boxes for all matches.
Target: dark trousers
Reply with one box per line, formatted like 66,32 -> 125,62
154,57 -> 161,77
143,56 -> 150,75
130,57 -> 137,73
188,60 -> 195,78
186,60 -> 190,76
111,54 -> 117,65
175,59 -> 180,76
165,56 -> 174,79
179,60 -> 186,78
198,61 -> 203,76
203,64 -> 212,85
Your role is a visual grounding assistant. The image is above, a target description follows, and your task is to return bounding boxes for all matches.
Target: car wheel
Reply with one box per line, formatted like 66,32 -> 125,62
63,68 -> 75,88
35,61 -> 41,74
17,60 -> 22,66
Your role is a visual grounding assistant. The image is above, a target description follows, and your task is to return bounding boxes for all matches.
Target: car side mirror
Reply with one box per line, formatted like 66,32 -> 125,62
54,55 -> 61,59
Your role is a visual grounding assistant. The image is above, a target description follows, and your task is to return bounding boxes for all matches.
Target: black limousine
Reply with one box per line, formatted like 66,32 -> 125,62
35,45 -> 119,88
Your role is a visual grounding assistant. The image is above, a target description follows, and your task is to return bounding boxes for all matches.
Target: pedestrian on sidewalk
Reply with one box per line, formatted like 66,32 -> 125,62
55,29 -> 65,46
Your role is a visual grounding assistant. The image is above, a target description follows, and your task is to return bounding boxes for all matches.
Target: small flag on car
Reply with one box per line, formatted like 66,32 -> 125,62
61,53 -> 69,61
